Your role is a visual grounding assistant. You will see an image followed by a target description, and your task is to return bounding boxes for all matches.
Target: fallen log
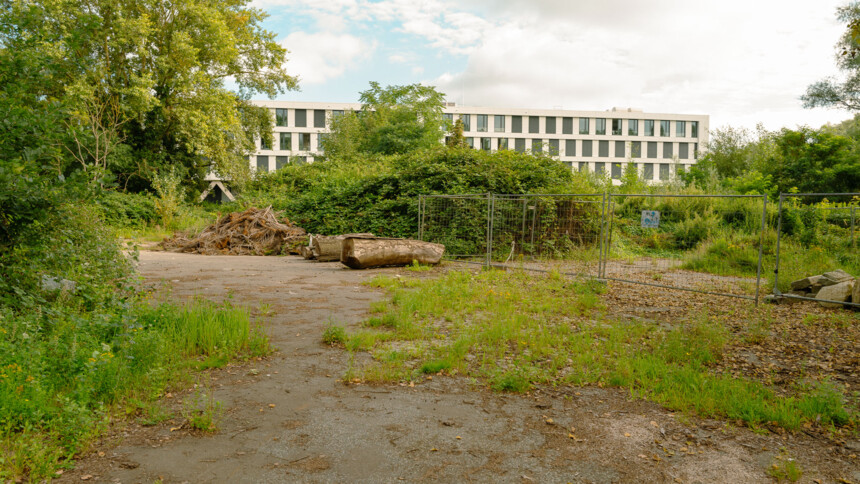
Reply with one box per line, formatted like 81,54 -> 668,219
309,233 -> 375,261
340,237 -> 444,269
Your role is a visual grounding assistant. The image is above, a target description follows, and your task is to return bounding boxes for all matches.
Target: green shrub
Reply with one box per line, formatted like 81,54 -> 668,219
95,191 -> 158,229
669,211 -> 721,250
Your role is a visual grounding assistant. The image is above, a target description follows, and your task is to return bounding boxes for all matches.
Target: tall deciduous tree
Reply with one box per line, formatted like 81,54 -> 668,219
0,0 -> 298,190
802,3 -> 860,111
320,83 -> 448,158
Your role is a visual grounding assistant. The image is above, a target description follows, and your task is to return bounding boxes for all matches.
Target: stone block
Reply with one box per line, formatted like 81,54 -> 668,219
816,280 -> 855,308
790,275 -> 822,291
820,269 -> 854,286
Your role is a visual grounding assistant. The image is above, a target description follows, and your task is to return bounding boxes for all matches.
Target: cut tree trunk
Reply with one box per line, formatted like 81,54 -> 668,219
309,233 -> 375,261
340,237 -> 444,269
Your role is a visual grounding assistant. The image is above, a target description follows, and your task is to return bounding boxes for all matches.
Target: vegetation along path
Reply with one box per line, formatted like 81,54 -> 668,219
64,251 -> 859,483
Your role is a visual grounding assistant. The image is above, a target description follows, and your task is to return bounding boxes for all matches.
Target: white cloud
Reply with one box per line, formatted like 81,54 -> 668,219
282,32 -> 376,85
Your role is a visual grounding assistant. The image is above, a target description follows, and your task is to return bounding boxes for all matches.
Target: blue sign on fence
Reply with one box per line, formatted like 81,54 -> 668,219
641,210 -> 660,228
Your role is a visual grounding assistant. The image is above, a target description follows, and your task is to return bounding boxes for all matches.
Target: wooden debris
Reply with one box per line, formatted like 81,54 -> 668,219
161,206 -> 307,255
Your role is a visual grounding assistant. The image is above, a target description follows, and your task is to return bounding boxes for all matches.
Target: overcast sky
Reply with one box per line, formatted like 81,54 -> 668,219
251,0 -> 855,132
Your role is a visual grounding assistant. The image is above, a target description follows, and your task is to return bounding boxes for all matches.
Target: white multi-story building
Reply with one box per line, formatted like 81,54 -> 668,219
249,101 -> 709,182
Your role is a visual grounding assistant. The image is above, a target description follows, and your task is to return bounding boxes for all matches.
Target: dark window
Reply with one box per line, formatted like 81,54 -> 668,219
477,115 -> 488,132
645,120 -> 655,136
531,139 -> 542,153
462,114 -> 471,132
260,136 -> 271,150
444,113 -> 453,123
578,162 -> 588,172
644,163 -> 654,180
694,143 -> 699,159
596,118 -> 606,135
512,116 -> 522,133
279,132 -> 291,151
628,119 -> 638,136
598,140 -> 609,157
332,110 -> 345,118
295,109 -> 307,127
679,143 -> 689,159
611,119 -> 622,135
615,141 -> 625,158
498,138 -> 508,150
594,162 -> 605,174
256,155 -> 269,172
611,162 -> 622,179
276,156 -> 289,170
565,139 -> 576,156
660,120 -> 670,137
691,121 -> 699,138
676,120 -> 686,137
548,139 -> 559,156
481,137 -> 491,151
465,137 -> 474,148
546,117 -> 556,134
647,142 -> 658,158
275,108 -> 288,127
579,118 -> 590,134
314,110 -> 326,128
494,115 -> 505,132
663,142 -> 673,159
582,140 -> 593,157
515,138 -> 526,152
528,116 -> 539,134
562,117 -> 573,134
299,133 -> 310,151
659,164 -> 671,180
631,141 -> 642,158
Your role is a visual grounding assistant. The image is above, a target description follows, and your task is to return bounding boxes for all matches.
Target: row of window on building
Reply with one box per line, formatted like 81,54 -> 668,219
261,132 -> 697,161
268,108 -> 700,139
573,161 -> 685,181
448,115 -> 699,138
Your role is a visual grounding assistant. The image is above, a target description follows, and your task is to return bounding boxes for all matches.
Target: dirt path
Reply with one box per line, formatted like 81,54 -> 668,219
63,252 -> 858,483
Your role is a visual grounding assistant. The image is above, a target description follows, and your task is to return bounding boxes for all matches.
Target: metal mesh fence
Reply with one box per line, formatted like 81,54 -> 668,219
419,192 -> 773,302
603,194 -> 767,300
418,194 -> 490,260
488,194 -> 605,277
774,193 -> 859,308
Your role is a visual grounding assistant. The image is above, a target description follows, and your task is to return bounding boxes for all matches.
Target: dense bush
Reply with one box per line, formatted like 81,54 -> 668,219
94,191 -> 158,229
242,147 -> 582,237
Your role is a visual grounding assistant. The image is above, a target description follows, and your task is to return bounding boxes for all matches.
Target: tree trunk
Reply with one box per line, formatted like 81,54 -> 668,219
307,233 -> 375,261
341,237 -> 445,269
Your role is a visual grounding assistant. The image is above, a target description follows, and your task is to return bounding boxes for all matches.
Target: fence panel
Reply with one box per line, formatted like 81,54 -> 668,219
774,193 -> 859,308
418,194 -> 490,260
488,194 -> 605,278
601,194 -> 767,301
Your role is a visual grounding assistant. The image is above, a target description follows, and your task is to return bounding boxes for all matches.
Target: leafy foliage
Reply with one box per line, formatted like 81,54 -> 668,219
242,147 -> 578,237
802,3 -> 860,111
321,83 -> 449,158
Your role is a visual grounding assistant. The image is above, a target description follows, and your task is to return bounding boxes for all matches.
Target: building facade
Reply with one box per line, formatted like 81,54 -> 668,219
250,100 -> 709,182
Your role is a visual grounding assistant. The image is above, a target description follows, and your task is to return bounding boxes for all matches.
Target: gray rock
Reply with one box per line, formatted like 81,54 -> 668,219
853,279 -> 860,305
40,275 -> 76,293
816,280 -> 855,308
820,269 -> 854,286
790,275 -> 822,291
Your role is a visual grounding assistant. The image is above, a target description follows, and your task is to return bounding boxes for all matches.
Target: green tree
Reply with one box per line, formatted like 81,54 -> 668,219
320,82 -> 448,158
802,3 -> 860,110
0,0 -> 298,191
446,119 -> 467,148
761,127 -> 859,194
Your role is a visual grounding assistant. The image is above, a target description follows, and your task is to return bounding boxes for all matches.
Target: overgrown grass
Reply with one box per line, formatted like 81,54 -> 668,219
337,270 -> 855,432
0,298 -> 270,482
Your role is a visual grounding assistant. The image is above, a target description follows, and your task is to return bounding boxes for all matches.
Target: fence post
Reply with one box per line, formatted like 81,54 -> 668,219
485,193 -> 493,269
754,195 -> 767,306
417,195 -> 424,241
598,192 -> 607,278
773,194 -> 784,295
852,206 -> 856,249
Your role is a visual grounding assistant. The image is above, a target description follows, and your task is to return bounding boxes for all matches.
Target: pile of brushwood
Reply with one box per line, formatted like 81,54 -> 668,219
162,206 -> 307,255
